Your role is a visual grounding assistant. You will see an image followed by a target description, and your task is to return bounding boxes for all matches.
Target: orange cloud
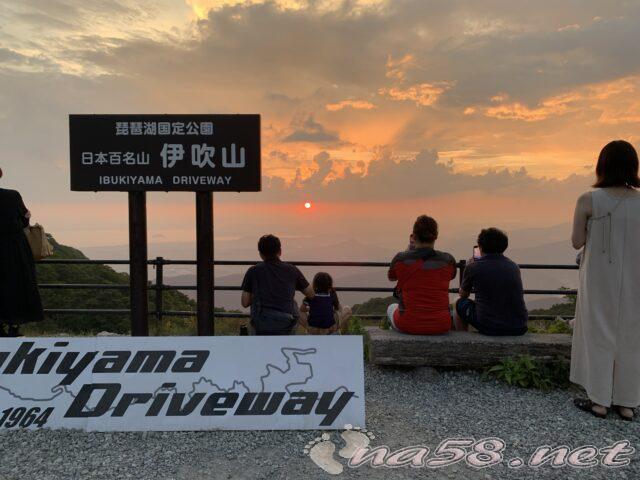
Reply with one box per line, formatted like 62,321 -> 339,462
587,77 -> 637,100
385,53 -> 416,81
186,0 -> 387,18
379,53 -> 453,107
186,0 -> 300,18
583,76 -> 640,124
379,82 -> 453,107
325,99 -> 376,111
484,76 -> 640,123
558,23 -> 580,31
485,92 -> 581,121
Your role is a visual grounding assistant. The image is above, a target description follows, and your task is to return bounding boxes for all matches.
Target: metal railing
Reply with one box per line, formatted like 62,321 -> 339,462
36,258 -> 578,323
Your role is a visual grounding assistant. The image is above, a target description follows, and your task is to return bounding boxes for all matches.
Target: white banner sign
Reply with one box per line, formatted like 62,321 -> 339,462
0,336 -> 365,431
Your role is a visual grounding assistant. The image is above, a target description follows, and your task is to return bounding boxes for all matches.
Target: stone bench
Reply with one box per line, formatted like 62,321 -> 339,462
365,327 -> 572,367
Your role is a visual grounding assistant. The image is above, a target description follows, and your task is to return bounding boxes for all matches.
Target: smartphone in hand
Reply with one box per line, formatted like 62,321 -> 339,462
473,245 -> 482,260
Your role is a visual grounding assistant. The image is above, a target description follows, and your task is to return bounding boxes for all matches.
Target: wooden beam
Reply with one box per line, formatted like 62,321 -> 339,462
365,327 -> 571,367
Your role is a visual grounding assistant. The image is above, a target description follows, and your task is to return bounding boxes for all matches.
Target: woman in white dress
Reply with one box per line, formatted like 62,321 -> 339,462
571,140 -> 640,421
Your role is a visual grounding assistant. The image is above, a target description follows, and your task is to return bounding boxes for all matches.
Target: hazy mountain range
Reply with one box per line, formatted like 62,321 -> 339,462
79,222 -> 577,311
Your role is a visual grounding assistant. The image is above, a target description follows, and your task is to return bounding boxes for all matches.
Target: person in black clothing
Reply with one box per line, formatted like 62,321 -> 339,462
454,227 -> 528,336
241,234 -> 314,335
0,168 -> 44,336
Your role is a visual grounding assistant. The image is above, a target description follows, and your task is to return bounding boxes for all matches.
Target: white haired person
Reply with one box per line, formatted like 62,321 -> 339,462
571,140 -> 640,421
0,167 -> 44,336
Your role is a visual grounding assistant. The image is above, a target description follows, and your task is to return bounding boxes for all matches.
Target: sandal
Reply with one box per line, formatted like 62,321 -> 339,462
613,405 -> 635,422
574,398 -> 608,419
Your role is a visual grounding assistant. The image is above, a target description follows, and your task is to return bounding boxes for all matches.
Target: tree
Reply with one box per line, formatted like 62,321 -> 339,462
29,237 -> 198,335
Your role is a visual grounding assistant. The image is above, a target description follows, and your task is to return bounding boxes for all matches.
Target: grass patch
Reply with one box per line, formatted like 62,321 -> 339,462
484,355 -> 570,391
346,316 -> 365,335
528,318 -> 573,334
378,316 -> 391,330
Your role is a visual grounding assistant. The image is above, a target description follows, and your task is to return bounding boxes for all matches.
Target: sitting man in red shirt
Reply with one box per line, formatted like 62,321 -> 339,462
387,215 -> 457,335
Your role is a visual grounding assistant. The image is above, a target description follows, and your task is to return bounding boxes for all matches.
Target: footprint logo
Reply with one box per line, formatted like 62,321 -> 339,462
303,425 -> 376,475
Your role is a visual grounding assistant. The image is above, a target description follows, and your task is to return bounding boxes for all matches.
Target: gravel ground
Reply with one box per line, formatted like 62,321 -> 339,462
1,365 -> 638,480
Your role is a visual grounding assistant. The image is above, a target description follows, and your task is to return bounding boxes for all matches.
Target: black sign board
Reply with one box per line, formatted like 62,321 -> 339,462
69,114 -> 261,192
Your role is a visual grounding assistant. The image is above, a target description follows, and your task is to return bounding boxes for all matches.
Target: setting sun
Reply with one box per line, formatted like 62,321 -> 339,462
304,202 -> 312,209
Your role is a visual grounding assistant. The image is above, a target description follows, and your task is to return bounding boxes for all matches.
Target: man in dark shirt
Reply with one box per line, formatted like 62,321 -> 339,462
455,228 -> 528,336
241,234 -> 314,335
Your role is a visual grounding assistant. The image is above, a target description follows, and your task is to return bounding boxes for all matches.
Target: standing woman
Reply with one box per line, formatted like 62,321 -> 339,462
0,168 -> 44,336
571,140 -> 640,421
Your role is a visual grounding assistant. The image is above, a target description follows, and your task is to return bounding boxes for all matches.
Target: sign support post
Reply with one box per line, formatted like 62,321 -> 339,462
196,191 -> 214,336
128,191 -> 149,336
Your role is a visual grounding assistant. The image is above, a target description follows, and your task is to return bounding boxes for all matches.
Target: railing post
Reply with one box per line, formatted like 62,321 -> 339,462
128,191 -> 149,336
196,192 -> 214,336
155,256 -> 164,334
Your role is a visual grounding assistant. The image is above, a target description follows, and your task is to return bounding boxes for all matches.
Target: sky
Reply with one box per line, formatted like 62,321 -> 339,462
1,0 -> 639,251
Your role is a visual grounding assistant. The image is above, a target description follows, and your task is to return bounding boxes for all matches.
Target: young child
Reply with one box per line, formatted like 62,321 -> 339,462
299,272 -> 352,335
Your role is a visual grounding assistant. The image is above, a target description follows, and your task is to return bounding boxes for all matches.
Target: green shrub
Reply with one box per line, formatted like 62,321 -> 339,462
351,297 -> 396,315
346,316 -> 365,335
545,319 -> 573,334
484,355 -> 570,391
343,316 -> 369,360
529,288 -> 576,317
528,318 -> 573,334
541,357 -> 571,389
30,237 -> 197,335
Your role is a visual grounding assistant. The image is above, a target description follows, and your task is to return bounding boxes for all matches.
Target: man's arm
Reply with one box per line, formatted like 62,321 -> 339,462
300,300 -> 310,313
241,291 -> 253,308
459,262 -> 473,298
302,284 -> 315,299
240,268 -> 254,308
388,253 -> 401,281
449,254 -> 457,280
294,267 -> 315,299
388,268 -> 397,281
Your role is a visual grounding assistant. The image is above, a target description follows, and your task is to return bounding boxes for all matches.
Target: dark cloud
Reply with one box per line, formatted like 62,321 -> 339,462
3,0 -> 141,33
217,149 -> 592,205
4,0 -> 640,98
42,0 -> 639,119
264,92 -> 300,104
0,0 -> 631,207
268,150 -> 290,161
282,114 -> 343,144
0,48 -> 57,70
432,13 -> 640,106
0,48 -> 29,63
